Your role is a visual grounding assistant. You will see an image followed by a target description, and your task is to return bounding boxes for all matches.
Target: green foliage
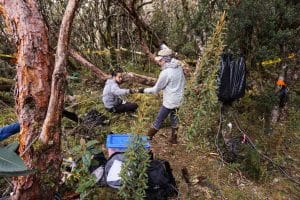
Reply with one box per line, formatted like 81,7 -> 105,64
150,2 -> 193,57
252,88 -> 278,114
242,146 -> 262,180
1,1 -> 298,198
0,107 -> 16,126
0,142 -> 35,177
181,12 -> 226,145
226,0 -> 300,63
150,0 -> 226,58
63,139 -> 101,199
119,135 -> 150,200
288,109 -> 300,133
190,0 -> 226,33
0,91 -> 15,109
0,16 -> 15,56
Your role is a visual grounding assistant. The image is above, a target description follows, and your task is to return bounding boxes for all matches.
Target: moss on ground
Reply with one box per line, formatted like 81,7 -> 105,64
0,68 -> 299,200
59,76 -> 299,199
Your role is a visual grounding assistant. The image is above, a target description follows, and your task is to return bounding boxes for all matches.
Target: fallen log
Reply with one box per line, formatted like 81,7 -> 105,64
122,71 -> 156,86
69,48 -> 156,86
69,48 -> 109,81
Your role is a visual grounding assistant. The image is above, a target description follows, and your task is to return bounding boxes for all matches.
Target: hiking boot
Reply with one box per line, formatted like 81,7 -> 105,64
147,127 -> 158,140
168,128 -> 178,144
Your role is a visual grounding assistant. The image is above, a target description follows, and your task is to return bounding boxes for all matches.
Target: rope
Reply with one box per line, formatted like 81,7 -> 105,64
231,112 -> 300,186
214,103 -> 227,199
215,104 -> 225,164
214,103 -> 300,185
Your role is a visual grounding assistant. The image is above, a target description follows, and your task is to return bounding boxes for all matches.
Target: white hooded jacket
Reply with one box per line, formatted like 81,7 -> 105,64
144,58 -> 185,109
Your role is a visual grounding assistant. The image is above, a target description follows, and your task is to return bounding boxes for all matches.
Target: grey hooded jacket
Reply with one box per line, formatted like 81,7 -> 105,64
144,58 -> 185,109
102,78 -> 130,109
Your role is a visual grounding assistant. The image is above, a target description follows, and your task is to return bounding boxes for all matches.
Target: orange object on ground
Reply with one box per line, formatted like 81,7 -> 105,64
276,79 -> 286,86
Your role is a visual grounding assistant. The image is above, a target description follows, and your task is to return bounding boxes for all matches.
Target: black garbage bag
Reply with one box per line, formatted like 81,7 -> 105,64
218,54 -> 246,104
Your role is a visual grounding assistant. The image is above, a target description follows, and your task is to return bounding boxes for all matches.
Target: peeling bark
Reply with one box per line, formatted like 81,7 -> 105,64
0,0 -> 80,199
271,59 -> 288,124
0,0 -> 54,199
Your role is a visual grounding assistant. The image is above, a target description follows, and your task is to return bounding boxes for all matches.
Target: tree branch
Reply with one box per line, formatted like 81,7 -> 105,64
69,48 -> 110,81
122,71 -> 156,86
116,0 -> 191,76
41,0 -> 80,144
116,0 -> 161,48
69,48 -> 156,86
137,1 -> 153,11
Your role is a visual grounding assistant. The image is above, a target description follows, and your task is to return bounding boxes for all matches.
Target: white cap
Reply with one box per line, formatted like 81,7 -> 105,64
157,48 -> 173,56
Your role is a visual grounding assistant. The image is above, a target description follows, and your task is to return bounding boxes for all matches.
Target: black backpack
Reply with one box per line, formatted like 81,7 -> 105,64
90,153 -> 178,199
146,159 -> 178,200
218,54 -> 246,104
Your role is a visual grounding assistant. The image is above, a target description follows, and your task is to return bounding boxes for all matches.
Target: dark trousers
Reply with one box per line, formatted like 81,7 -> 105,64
153,105 -> 178,130
109,102 -> 138,113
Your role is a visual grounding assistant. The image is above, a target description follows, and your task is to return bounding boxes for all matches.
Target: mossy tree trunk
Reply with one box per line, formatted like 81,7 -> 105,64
0,1 -> 53,199
0,0 -> 79,199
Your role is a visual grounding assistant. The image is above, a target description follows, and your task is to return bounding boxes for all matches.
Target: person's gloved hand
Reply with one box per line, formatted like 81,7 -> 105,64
129,89 -> 137,94
138,88 -> 144,93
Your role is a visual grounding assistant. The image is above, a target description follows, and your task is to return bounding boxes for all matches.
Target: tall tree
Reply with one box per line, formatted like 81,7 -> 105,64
0,0 -> 79,199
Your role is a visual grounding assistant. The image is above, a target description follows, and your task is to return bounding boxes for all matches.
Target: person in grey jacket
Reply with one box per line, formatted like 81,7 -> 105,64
102,68 -> 138,113
139,47 -> 185,144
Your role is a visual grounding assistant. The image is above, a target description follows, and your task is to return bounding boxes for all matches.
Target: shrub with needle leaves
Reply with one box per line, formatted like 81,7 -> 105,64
181,12 -> 226,146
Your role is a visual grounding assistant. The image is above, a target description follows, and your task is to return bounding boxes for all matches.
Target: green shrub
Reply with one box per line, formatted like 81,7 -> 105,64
63,139 -> 101,199
181,12 -> 226,146
119,134 -> 150,200
241,146 -> 262,180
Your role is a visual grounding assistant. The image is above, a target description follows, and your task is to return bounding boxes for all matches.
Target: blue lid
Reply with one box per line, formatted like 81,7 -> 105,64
106,134 -> 150,149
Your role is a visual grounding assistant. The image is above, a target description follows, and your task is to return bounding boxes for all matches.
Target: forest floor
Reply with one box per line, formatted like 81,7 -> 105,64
0,74 -> 299,200
59,75 -> 299,200
151,128 -> 300,200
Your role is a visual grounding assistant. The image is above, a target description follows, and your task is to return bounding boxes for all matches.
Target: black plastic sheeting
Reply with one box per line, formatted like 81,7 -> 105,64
218,54 -> 246,104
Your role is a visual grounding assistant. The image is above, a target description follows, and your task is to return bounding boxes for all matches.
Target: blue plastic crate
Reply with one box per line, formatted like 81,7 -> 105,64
106,134 -> 150,149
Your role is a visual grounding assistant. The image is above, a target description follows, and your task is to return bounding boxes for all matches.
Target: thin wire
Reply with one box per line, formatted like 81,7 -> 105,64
214,103 -> 227,199
170,184 -> 180,200
215,103 -> 225,164
232,112 -> 300,186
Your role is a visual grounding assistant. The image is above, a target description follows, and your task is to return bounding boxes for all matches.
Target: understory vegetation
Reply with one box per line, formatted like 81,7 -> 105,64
0,0 -> 299,199
1,59 -> 299,199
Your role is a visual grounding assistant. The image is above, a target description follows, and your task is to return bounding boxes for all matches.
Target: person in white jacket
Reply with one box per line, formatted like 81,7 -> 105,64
139,47 -> 185,144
